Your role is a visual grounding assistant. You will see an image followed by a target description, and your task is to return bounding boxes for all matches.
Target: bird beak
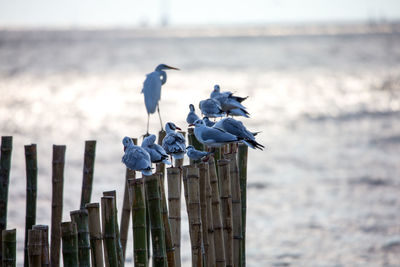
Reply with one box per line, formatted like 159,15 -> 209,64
175,126 -> 182,130
165,65 -> 180,70
188,124 -> 194,127
123,146 -> 126,152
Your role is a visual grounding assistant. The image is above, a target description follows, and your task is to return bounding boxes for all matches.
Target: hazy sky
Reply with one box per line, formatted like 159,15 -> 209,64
0,0 -> 399,27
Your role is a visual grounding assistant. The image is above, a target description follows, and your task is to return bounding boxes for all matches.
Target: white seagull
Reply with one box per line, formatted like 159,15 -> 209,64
186,104 -> 200,124
162,122 -> 186,162
191,119 -> 241,147
211,85 -> 249,117
141,134 -> 172,165
199,98 -> 225,118
122,136 -> 153,176
186,145 -> 212,161
141,64 -> 179,134
213,118 -> 264,150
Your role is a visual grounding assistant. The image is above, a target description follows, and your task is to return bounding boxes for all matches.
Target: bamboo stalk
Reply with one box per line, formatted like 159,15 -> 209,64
174,131 -> 186,168
28,229 -> 41,267
0,136 -> 13,264
32,225 -> 50,267
70,209 -> 91,267
144,174 -> 167,267
181,166 -> 189,213
198,163 -> 209,265
2,229 -> 16,267
127,178 -> 148,267
187,128 -> 204,165
208,158 -> 225,267
50,145 -> 66,267
167,167 -> 181,267
238,144 -> 248,267
186,166 -> 203,267
225,153 -> 242,267
24,144 -> 38,267
156,130 -> 166,175
218,159 -> 233,267
80,140 -> 97,209
103,191 -> 124,267
85,203 -> 104,267
101,196 -> 118,267
61,222 -> 79,267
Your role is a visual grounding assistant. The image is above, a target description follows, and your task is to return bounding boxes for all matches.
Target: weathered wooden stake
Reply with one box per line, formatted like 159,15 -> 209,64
167,167 -> 181,267
0,136 -> 13,264
238,144 -> 248,267
218,159 -> 233,267
28,229 -> 41,267
85,203 -> 104,267
187,128 -> 204,165
2,229 -> 16,267
50,145 -> 66,267
156,131 -> 166,175
101,196 -> 118,267
174,131 -> 186,168
144,174 -> 167,267
127,178 -> 148,267
61,222 -> 79,267
32,225 -> 50,267
70,209 -> 91,267
24,144 -> 38,267
80,140 -> 96,209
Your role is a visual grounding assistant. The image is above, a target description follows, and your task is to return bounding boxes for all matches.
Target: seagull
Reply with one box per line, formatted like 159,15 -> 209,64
190,119 -> 241,147
122,136 -> 153,176
141,64 -> 179,134
210,84 -> 248,103
199,98 -> 225,118
162,122 -> 186,163
141,134 -> 171,165
210,84 -> 249,117
202,117 -> 215,127
186,104 -> 200,124
186,145 -> 212,161
213,118 -> 264,150
227,108 -> 250,118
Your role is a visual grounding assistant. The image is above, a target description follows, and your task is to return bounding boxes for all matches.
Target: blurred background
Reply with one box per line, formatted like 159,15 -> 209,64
1,0 -> 400,266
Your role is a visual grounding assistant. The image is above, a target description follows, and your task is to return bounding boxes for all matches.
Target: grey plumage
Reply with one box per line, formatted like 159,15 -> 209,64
192,119 -> 240,147
186,104 -> 200,124
162,122 -> 186,159
199,98 -> 225,118
186,145 -> 212,161
210,84 -> 249,117
122,136 -> 153,175
142,134 -> 171,164
202,117 -> 215,127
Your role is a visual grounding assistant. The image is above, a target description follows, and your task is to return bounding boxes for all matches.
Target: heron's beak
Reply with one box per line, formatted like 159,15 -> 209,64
165,65 -> 180,70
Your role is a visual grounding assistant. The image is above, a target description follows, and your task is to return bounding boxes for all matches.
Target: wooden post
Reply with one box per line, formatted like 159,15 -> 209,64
238,144 -> 248,267
103,191 -> 124,267
127,178 -> 148,267
167,167 -> 181,267
187,128 -> 204,165
70,209 -> 91,267
2,229 -> 16,267
61,222 -> 79,267
80,140 -> 97,209
0,136 -> 13,263
50,145 -> 66,267
144,174 -> 167,267
101,196 -> 118,267
174,131 -> 186,168
186,166 -> 203,267
218,159 -> 233,267
156,131 -> 166,175
24,144 -> 38,267
32,225 -> 50,267
208,158 -> 225,267
85,203 -> 104,267
198,163 -> 209,265
27,229 -> 41,267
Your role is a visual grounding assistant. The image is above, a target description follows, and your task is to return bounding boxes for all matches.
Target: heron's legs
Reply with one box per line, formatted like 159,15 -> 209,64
157,106 -> 164,130
146,113 -> 150,135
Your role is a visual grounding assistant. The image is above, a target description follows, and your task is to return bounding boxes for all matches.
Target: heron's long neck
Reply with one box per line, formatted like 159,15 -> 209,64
160,71 -> 167,85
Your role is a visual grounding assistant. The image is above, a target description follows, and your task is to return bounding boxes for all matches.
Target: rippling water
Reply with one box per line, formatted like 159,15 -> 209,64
1,26 -> 400,266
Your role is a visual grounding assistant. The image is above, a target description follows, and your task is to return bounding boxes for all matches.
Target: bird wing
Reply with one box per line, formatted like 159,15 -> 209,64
222,119 -> 254,140
142,72 -> 162,114
201,127 -> 238,143
162,133 -> 185,153
123,146 -> 151,170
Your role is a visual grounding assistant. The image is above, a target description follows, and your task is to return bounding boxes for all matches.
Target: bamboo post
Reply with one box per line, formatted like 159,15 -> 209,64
101,196 -> 118,267
120,138 -> 137,259
61,222 -> 79,267
156,131 -> 166,175
167,167 -> 181,267
32,225 -> 50,267
103,191 -> 124,267
218,159 -> 233,267
144,174 -> 167,267
225,153 -> 242,267
70,210 -> 91,267
127,178 -> 148,267
174,131 -> 186,168
2,229 -> 16,267
187,128 -> 204,165
238,144 -> 248,267
208,158 -> 225,267
50,145 -> 66,267
0,136 -> 13,263
86,203 -> 104,267
198,163 -> 209,265
181,166 -> 190,212
186,166 -> 203,267
24,144 -> 38,267
27,229 -> 41,267
80,140 -> 97,209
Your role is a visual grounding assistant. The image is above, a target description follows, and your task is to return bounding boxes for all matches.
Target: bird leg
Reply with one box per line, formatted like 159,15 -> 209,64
170,155 -> 174,168
146,113 -> 150,135
157,106 -> 164,131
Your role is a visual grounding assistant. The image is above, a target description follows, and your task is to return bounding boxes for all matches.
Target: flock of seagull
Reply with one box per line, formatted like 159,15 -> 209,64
122,64 -> 264,175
